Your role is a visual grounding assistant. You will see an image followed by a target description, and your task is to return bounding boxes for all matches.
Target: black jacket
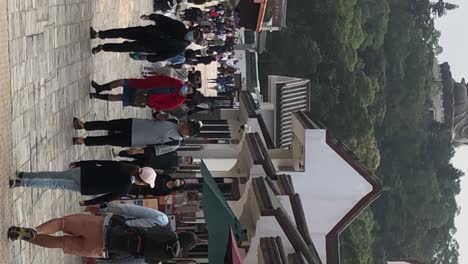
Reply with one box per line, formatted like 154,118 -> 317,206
76,160 -> 139,206
148,14 -> 189,41
134,149 -> 180,174
129,174 -> 179,197
143,14 -> 194,62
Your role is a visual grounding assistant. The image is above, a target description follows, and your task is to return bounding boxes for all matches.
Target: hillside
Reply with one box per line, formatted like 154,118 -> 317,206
258,0 -> 463,263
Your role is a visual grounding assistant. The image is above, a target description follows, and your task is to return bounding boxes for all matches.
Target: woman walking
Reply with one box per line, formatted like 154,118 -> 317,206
130,174 -> 187,198
9,161 -> 157,206
8,203 -> 198,261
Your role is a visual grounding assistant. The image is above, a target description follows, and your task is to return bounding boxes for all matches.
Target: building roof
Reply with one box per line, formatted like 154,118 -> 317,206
245,132 -> 277,179
257,113 -> 276,149
452,81 -> 468,143
235,0 -> 268,32
257,31 -> 268,53
256,0 -> 268,32
236,0 -> 287,31
285,111 -> 382,264
240,92 -> 276,149
269,76 -> 311,148
240,91 -> 258,118
251,176 -> 322,264
237,113 -> 380,264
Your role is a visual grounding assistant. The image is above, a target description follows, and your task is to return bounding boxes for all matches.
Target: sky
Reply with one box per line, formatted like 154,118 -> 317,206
434,0 -> 468,263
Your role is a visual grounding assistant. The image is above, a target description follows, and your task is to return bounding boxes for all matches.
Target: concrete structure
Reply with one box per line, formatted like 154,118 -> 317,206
430,60 -> 445,123
261,0 -> 288,31
430,89 -> 445,123
452,79 -> 468,144
261,75 -> 311,148
181,91 -> 272,161
232,48 -> 262,99
172,91 -> 381,263
235,28 -> 268,54
236,0 -> 288,32
225,111 -> 381,264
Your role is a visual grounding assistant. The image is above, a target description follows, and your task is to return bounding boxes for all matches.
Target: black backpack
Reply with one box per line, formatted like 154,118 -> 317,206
105,214 -> 180,263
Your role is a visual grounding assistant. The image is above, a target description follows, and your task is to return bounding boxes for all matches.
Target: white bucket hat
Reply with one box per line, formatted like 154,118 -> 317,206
139,167 -> 157,188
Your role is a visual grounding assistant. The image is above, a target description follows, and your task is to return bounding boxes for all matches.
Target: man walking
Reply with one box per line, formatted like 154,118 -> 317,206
89,75 -> 196,111
91,14 -> 203,59
72,116 -> 202,156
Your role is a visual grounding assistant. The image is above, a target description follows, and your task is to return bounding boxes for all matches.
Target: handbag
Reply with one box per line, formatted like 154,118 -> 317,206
130,89 -> 149,108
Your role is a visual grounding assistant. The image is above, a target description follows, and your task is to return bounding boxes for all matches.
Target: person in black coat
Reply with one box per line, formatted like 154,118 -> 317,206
10,161 -> 157,206
129,174 -> 187,198
91,14 -> 203,60
187,55 -> 217,65
118,149 -> 187,174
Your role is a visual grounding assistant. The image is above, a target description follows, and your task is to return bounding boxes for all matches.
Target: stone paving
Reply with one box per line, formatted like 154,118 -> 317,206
4,0 -> 154,263
0,0 -> 14,261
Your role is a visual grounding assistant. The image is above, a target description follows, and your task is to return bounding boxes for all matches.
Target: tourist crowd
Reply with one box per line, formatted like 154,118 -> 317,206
8,1 -> 241,263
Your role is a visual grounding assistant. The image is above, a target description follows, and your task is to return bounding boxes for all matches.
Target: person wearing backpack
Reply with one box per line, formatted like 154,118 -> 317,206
8,203 -> 198,262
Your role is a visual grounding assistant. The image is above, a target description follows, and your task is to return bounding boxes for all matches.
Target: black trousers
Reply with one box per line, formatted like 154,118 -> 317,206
119,152 -> 146,167
102,41 -> 151,53
99,26 -> 157,41
118,146 -> 156,166
100,26 -> 159,53
84,119 -> 133,147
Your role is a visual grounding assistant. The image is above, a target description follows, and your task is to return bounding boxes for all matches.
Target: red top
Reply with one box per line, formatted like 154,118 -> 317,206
128,75 -> 186,111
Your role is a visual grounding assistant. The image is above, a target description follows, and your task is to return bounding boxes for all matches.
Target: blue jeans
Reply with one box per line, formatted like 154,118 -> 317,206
18,168 -> 81,192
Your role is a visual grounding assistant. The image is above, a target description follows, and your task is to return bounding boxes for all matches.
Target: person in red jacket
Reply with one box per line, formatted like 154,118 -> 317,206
89,75 -> 196,111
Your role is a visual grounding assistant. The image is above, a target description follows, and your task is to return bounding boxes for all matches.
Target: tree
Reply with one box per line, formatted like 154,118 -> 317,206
258,0 -> 462,263
431,0 -> 459,17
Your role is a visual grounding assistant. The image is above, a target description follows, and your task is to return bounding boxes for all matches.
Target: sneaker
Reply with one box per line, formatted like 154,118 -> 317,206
16,171 -> 24,179
7,226 -> 37,241
90,27 -> 97,39
9,179 -> 21,188
111,148 -> 119,158
72,137 -> 85,145
91,45 -> 102,55
73,117 -> 84,129
91,81 -> 106,94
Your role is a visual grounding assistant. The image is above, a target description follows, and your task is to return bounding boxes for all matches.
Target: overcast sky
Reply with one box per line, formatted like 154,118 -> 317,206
434,0 -> 468,263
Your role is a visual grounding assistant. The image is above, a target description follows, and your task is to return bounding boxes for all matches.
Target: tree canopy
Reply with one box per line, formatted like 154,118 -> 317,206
258,0 -> 463,263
